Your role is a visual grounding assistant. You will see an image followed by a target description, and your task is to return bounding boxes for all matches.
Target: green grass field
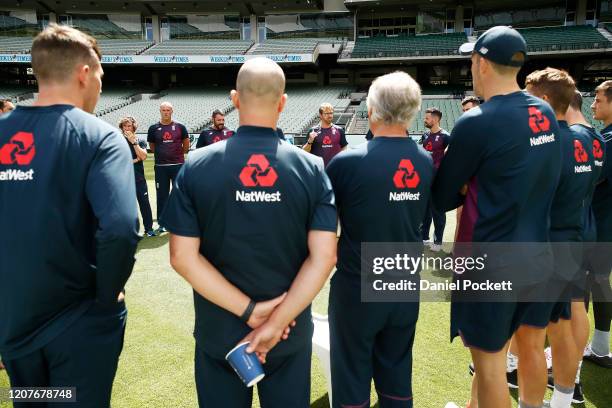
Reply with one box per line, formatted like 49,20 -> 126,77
1,157 -> 611,407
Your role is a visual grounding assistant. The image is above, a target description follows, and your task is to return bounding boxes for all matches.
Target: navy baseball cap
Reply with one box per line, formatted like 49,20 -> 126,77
459,26 -> 527,67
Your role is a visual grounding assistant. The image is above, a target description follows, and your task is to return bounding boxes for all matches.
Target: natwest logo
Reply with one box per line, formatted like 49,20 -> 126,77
0,132 -> 35,165
528,107 -> 551,134
593,139 -> 604,160
574,139 -> 588,163
393,159 -> 420,189
239,154 -> 278,187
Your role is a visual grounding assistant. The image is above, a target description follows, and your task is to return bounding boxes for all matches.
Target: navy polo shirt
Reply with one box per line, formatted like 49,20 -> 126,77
162,125 -> 337,359
195,126 -> 235,149
308,124 -> 347,166
433,91 -> 562,244
570,124 -> 606,242
327,136 -> 433,280
0,105 -> 139,360
420,129 -> 451,169
592,124 -> 612,241
147,121 -> 189,165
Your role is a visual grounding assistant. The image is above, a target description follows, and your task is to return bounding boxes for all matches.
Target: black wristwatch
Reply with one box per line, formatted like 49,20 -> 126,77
240,299 -> 256,323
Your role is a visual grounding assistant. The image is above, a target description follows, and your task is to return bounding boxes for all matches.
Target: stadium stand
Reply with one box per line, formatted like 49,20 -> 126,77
223,86 -> 352,134
517,25 -> 611,52
97,39 -> 153,55
71,14 -> 141,39
168,15 -> 239,39
144,39 -> 253,55
350,32 -> 468,58
98,88 -> 235,133
0,36 -> 152,55
0,36 -> 32,53
249,38 -> 337,54
0,85 -> 34,99
0,15 -> 33,32
604,22 -> 612,34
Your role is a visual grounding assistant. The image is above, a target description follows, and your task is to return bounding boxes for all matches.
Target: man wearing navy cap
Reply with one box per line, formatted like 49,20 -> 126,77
163,57 -> 338,407
437,26 -> 562,408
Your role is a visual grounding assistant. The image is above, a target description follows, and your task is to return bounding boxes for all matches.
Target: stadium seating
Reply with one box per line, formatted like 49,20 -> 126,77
97,39 -> 153,55
0,36 -> 32,53
0,15 -> 32,31
605,22 -> 612,34
71,15 -> 140,39
518,25 -> 611,52
351,32 -> 468,59
0,85 -> 33,99
144,40 -> 253,55
223,86 -> 352,134
98,88 -> 236,133
250,38 -> 334,54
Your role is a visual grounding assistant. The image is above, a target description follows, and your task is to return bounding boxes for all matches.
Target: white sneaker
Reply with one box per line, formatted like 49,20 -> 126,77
444,403 -> 461,408
430,243 -> 442,252
423,240 -> 433,248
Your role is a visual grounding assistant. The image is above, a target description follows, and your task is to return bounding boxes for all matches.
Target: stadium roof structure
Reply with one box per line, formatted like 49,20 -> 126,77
4,0 -> 327,14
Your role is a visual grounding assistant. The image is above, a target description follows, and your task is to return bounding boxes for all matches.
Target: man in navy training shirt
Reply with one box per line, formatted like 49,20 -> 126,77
147,101 -> 189,233
327,71 -> 433,408
523,68 -> 597,408
583,80 -> 612,368
119,116 -> 155,237
437,26 -> 561,408
0,24 -> 139,407
196,109 -> 235,149
302,102 -> 348,166
420,106 -> 450,252
163,57 -> 338,408
549,89 -> 607,404
0,98 -> 14,372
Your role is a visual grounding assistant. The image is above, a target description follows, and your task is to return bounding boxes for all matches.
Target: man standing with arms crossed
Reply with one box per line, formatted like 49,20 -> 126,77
326,71 -> 433,408
163,57 -> 338,407
420,107 -> 450,252
437,26 -> 561,408
0,24 -> 139,406
147,101 -> 189,233
302,103 -> 348,167
196,109 -> 235,148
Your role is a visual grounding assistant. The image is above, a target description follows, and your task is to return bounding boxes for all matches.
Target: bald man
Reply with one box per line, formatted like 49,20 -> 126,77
147,102 -> 189,233
162,57 -> 337,407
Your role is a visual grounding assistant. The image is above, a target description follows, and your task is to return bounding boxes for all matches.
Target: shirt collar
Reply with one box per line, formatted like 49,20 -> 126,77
234,125 -> 277,138
602,123 -> 612,136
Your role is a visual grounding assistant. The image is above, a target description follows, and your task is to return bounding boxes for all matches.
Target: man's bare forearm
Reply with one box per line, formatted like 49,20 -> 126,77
266,231 -> 336,329
170,236 -> 250,317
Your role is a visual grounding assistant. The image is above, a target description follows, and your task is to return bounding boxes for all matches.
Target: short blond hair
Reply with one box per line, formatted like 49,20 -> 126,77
525,67 -> 576,115
367,71 -> 421,128
31,23 -> 101,84
118,116 -> 138,132
319,103 -> 334,115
